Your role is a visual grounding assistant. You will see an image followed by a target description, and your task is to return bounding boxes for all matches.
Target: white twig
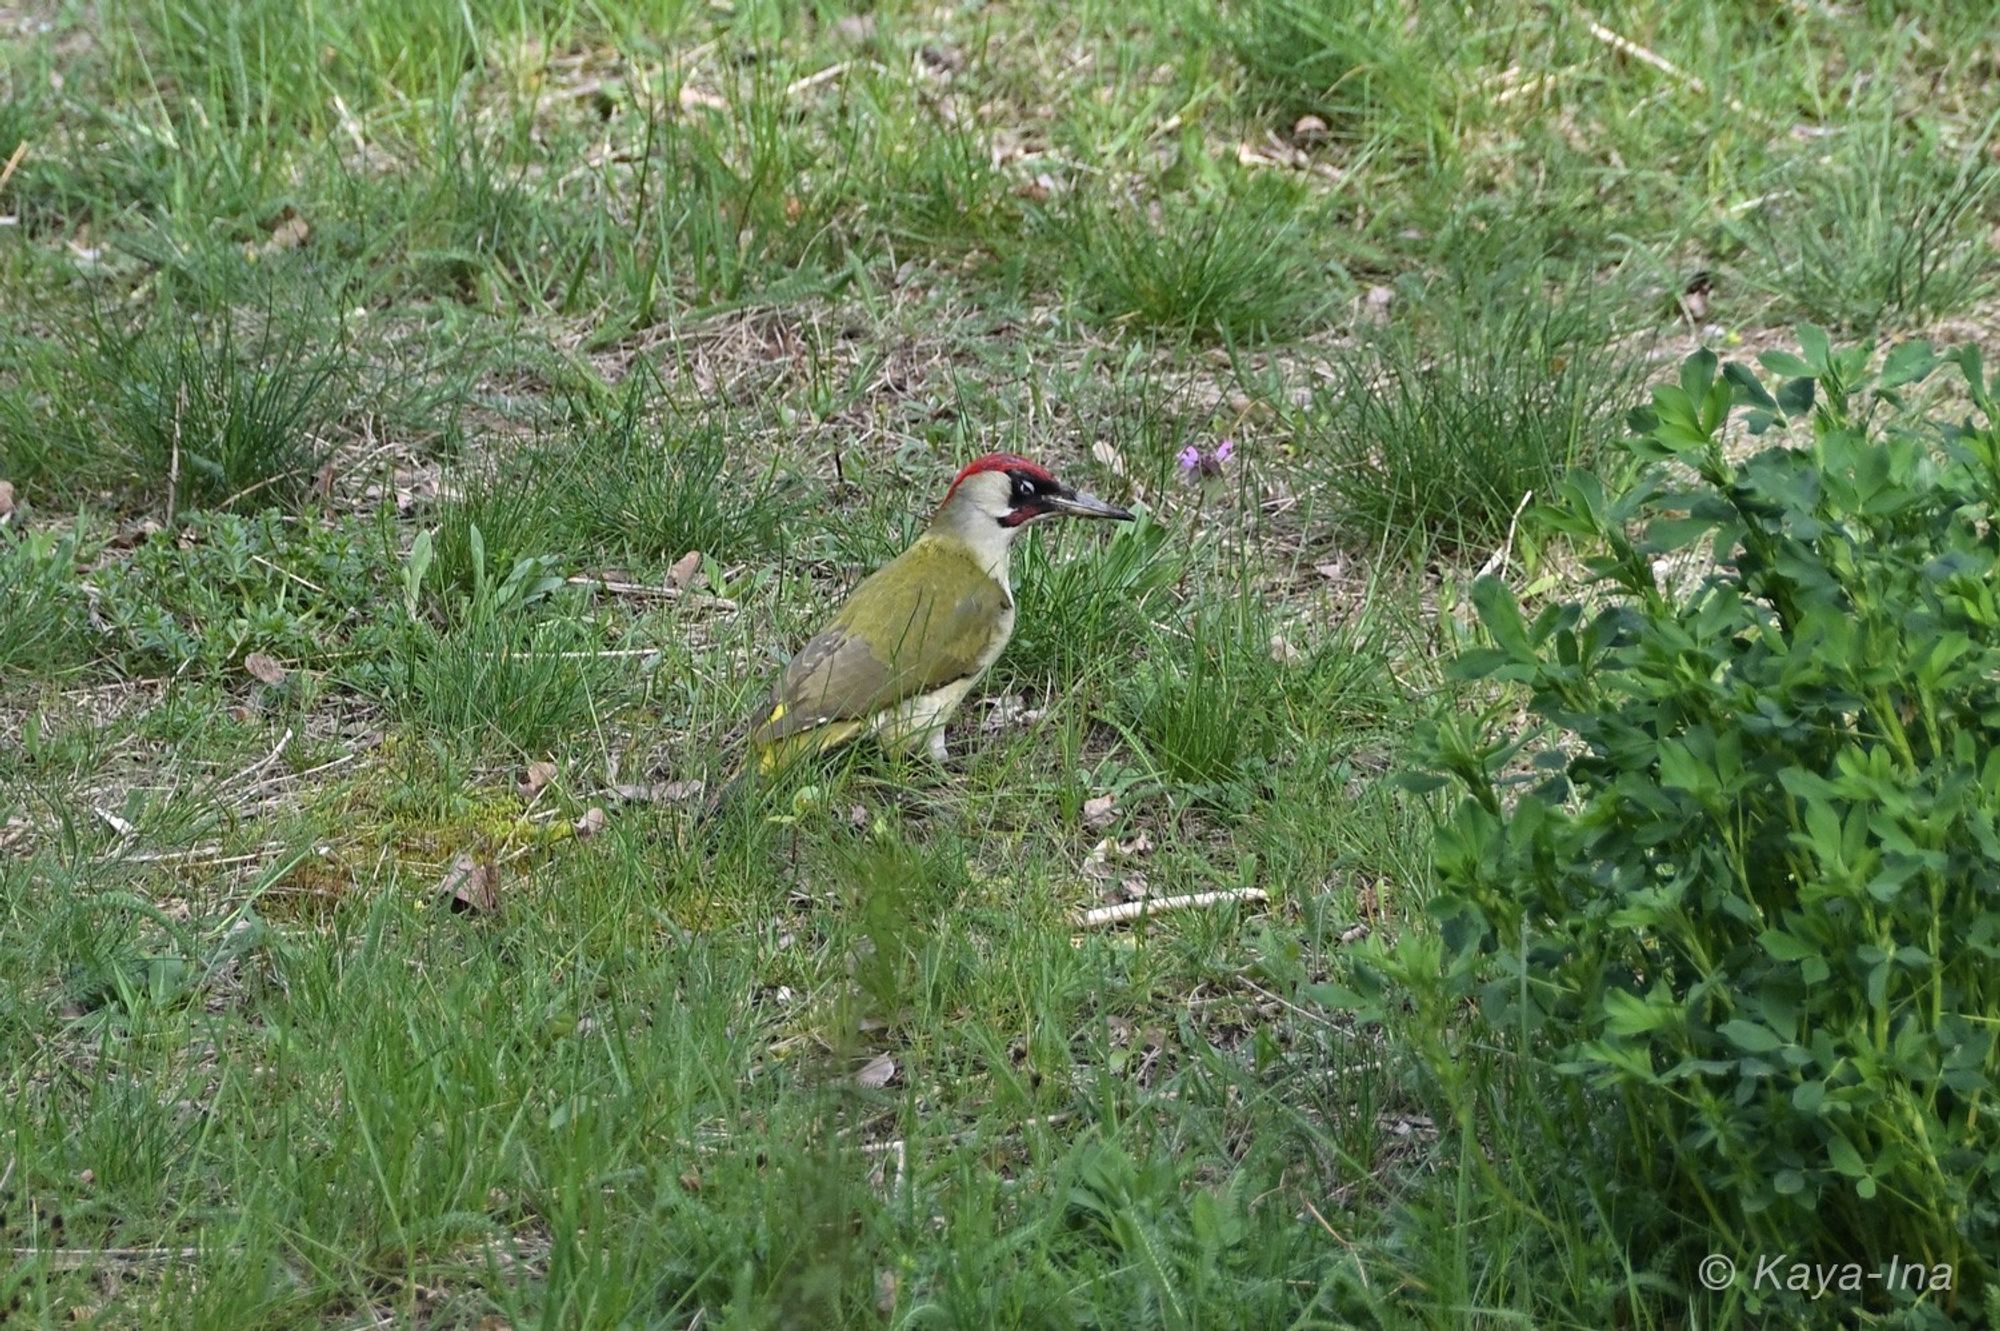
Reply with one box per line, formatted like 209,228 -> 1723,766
0,139 -> 27,196
330,91 -> 368,156
1580,15 -> 1748,115
93,807 -> 137,838
786,61 -> 853,97
1725,192 -> 1780,218
1477,490 -> 1534,581
120,844 -> 267,867
471,647 -> 665,661
9,1246 -> 202,1270
261,753 -> 356,786
227,728 -> 294,789
1072,889 -> 1268,929
565,575 -> 738,611
166,384 -> 185,529
250,554 -> 329,595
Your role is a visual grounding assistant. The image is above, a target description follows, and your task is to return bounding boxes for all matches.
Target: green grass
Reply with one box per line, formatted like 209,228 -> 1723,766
1066,181 -> 1343,341
2,0 -> 1995,1325
1305,257 -> 1652,551
1733,108 -> 2000,330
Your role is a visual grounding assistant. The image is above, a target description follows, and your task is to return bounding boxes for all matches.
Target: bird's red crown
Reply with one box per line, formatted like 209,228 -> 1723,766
941,453 -> 1053,506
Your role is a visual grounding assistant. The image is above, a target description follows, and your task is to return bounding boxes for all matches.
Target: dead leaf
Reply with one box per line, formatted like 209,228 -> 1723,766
572,807 -> 607,840
1112,872 -> 1150,902
833,12 -> 876,41
1269,634 -> 1303,664
1237,136 -> 1309,170
93,807 -> 136,838
917,43 -> 964,75
518,760 -> 558,800
1678,271 -> 1714,322
1082,793 -> 1117,831
678,1170 -> 703,1193
679,84 -> 728,113
856,1052 -> 896,1088
979,694 -> 1043,733
666,550 -> 705,590
1292,113 -> 1330,146
1090,439 -> 1128,477
610,779 -> 705,804
1083,829 -> 1154,879
439,852 -> 499,914
242,652 -> 288,686
1015,172 -> 1056,203
0,479 -> 14,521
261,212 -> 310,255
875,1268 -> 899,1317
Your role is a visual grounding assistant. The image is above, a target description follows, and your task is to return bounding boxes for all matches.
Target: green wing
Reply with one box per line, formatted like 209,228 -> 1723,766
750,539 -> 1008,755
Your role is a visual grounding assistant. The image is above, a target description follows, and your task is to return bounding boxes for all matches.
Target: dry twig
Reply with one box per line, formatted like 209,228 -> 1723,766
1073,888 -> 1268,929
0,140 -> 27,196
8,1246 -> 202,1271
1579,14 -> 1749,115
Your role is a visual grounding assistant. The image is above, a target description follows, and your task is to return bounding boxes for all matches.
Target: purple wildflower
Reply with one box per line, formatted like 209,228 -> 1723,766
1179,438 -> 1235,480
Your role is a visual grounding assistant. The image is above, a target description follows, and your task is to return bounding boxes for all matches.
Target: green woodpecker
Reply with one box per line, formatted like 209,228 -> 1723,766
731,453 -> 1133,793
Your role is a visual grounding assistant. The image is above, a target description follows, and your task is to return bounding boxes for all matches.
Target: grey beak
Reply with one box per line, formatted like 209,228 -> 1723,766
1046,489 -> 1135,522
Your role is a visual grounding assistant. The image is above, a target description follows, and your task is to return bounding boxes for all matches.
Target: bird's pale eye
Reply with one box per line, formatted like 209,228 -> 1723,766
1013,478 -> 1035,503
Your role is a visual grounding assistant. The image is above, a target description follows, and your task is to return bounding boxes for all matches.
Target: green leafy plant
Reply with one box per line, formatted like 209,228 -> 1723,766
1389,331 -> 2000,1309
90,510 -> 384,674
422,374 -> 801,604
0,529 -> 95,676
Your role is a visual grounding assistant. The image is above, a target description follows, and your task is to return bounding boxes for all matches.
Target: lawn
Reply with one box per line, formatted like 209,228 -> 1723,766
3,0 -> 1997,1326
